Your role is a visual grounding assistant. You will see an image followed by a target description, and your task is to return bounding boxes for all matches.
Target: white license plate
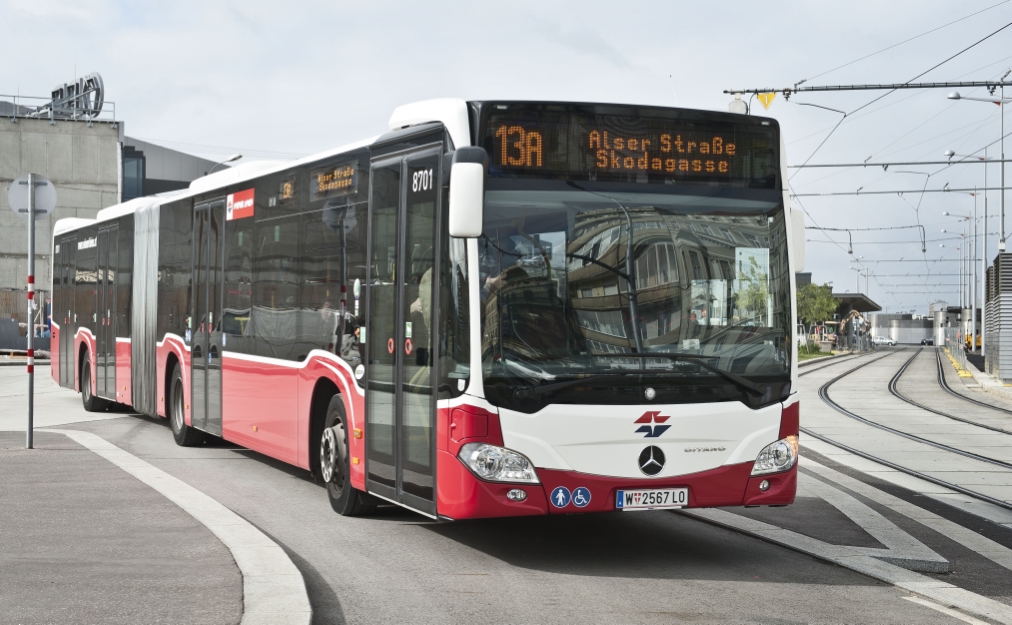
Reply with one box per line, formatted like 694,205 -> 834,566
616,488 -> 688,510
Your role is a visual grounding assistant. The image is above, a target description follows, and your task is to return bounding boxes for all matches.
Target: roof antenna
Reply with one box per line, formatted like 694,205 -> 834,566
669,75 -> 680,107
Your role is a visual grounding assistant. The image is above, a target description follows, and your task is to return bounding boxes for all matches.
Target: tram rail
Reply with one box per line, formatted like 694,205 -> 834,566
804,349 -> 1012,512
887,348 -> 1012,435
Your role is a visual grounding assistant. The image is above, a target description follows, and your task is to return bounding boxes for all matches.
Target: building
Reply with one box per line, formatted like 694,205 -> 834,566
0,74 -> 219,329
869,313 -> 932,344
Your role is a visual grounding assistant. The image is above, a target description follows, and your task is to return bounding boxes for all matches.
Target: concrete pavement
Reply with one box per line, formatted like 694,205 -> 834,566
0,430 -> 242,625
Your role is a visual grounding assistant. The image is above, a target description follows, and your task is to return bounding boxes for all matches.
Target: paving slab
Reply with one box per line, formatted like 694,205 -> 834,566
0,431 -> 242,625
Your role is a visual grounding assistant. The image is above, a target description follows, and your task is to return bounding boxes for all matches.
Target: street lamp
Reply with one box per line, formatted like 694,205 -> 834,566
207,153 -> 243,176
944,150 -> 992,162
848,266 -> 862,294
950,76 -> 1010,251
944,202 -> 982,352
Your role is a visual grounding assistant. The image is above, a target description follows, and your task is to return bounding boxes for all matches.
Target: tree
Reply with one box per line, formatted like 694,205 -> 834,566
796,282 -> 837,326
734,256 -> 771,324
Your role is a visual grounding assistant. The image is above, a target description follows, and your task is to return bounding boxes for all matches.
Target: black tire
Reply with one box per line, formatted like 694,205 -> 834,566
80,354 -> 109,412
321,396 -> 375,516
169,362 -> 205,447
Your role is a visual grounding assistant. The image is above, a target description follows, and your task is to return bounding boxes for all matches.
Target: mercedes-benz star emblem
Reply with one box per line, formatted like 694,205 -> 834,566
638,446 -> 665,476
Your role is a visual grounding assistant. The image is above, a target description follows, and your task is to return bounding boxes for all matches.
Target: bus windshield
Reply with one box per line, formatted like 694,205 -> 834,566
478,182 -> 791,405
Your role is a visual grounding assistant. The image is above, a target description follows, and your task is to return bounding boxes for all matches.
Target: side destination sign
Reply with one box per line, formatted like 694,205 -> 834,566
227,188 -> 255,221
77,237 -> 97,250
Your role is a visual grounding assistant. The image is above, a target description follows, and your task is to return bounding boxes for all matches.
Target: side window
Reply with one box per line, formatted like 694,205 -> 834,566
76,232 -> 98,333
223,218 -> 253,351
118,224 -> 133,338
52,236 -> 62,331
157,202 -> 191,342
252,216 -> 300,360
299,202 -> 368,365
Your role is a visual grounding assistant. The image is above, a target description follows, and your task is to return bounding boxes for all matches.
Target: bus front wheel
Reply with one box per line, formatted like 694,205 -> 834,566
321,396 -> 375,517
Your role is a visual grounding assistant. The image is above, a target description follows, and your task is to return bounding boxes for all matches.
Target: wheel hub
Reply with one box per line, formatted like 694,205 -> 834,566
172,380 -> 184,432
320,427 -> 338,484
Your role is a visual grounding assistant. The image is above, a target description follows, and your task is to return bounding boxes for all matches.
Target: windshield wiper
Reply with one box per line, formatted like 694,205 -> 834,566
609,353 -> 766,396
511,353 -> 765,399
518,351 -> 761,396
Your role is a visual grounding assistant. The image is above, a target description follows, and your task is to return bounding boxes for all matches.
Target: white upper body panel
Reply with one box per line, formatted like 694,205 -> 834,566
499,400 -> 781,479
388,98 -> 471,148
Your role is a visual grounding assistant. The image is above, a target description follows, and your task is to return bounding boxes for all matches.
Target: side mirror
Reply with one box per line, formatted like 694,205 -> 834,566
448,147 -> 488,238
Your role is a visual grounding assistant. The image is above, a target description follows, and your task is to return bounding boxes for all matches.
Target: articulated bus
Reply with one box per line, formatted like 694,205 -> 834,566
51,99 -> 806,519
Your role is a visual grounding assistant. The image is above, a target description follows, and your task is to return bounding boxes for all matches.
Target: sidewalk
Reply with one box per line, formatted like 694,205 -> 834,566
947,349 -> 1012,405
0,431 -> 242,625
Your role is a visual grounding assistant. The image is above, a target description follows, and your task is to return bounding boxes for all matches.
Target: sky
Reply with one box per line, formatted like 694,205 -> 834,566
2,0 -> 1010,314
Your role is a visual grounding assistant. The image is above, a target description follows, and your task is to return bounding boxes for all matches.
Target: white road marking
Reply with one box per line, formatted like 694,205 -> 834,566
686,506 -> 1012,624
804,458 -> 1012,573
802,436 -> 1012,528
45,428 -> 312,625
801,474 -> 948,572
903,596 -> 994,625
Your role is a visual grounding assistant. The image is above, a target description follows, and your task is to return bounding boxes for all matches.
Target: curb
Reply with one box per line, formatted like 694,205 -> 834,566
965,362 -> 1012,403
45,428 -> 312,625
0,360 -> 50,367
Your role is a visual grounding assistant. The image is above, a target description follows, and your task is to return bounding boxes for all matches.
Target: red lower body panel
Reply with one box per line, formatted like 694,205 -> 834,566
222,356 -> 299,466
116,340 -> 131,405
742,465 -> 797,506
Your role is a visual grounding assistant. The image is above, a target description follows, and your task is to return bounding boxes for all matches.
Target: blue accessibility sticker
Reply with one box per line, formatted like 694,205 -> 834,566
550,486 -> 571,508
572,487 -> 591,508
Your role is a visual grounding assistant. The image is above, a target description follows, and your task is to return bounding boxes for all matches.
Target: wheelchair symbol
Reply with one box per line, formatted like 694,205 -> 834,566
572,487 -> 591,508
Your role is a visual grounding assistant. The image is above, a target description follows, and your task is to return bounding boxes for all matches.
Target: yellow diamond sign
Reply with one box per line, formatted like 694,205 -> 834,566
757,92 -> 776,110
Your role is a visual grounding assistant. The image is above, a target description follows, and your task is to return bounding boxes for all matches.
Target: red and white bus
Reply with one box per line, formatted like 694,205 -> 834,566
50,99 -> 805,519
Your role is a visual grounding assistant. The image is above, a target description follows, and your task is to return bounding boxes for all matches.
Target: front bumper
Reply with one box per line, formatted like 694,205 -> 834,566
436,450 -> 797,519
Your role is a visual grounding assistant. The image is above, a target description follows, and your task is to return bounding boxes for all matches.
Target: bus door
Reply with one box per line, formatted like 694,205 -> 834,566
365,147 -> 441,516
60,236 -> 76,388
190,199 -> 225,436
97,226 -> 118,399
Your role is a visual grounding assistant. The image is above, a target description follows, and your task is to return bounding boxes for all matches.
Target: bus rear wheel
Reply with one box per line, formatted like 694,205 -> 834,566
169,362 -> 205,447
80,354 -> 109,412
321,396 -> 375,516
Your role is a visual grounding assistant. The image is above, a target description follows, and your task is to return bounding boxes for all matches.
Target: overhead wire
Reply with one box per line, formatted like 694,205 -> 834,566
791,20 -> 1012,181
799,1 -> 1011,83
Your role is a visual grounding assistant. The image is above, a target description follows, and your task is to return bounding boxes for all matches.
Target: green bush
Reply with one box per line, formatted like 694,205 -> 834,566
798,341 -> 823,356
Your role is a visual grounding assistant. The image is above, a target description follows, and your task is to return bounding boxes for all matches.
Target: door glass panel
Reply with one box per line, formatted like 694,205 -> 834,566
207,203 -> 224,435
105,229 -> 118,398
192,209 -> 208,430
366,164 -> 400,489
62,239 -> 76,387
97,230 -> 108,397
400,155 -> 439,501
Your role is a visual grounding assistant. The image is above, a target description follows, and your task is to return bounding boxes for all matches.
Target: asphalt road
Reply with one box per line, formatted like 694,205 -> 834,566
0,365 -> 998,624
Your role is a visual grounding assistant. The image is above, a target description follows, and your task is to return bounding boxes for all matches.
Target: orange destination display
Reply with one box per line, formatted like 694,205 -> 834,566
310,161 -> 358,201
480,103 -> 779,189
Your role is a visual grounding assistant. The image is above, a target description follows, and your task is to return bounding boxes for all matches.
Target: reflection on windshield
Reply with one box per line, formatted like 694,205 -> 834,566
479,186 -> 790,385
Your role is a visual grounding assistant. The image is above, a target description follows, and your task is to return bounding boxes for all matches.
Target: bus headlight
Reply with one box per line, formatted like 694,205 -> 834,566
751,435 -> 798,476
458,443 -> 540,484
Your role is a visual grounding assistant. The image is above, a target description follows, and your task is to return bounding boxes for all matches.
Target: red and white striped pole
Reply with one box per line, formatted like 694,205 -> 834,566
26,173 -> 35,449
